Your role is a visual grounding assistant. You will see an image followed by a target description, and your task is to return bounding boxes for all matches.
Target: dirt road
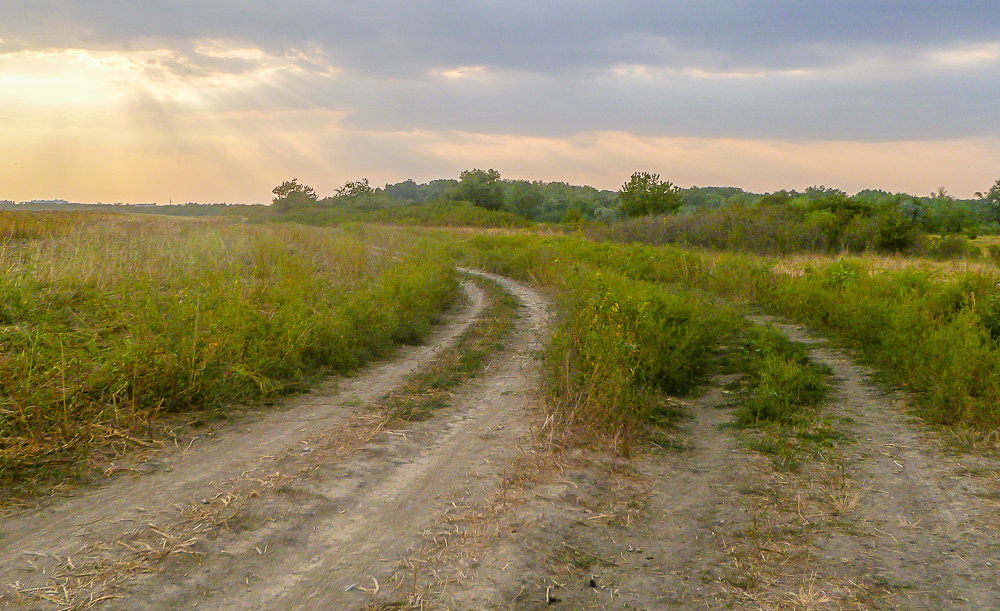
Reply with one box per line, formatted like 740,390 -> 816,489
394,317 -> 1000,610
5,273 -> 1000,610
0,273 -> 549,608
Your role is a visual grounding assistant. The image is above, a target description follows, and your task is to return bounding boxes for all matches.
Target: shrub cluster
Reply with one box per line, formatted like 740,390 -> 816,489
459,231 -> 1000,431
464,235 -> 736,448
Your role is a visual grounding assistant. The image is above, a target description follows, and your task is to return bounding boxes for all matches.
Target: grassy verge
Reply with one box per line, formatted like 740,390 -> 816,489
455,230 -> 1000,432
449,234 -> 738,451
380,275 -> 521,421
544,270 -> 737,451
0,214 -> 460,498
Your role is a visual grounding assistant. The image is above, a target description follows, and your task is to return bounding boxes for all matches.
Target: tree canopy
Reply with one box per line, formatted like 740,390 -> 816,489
618,172 -> 683,217
272,178 -> 316,202
455,168 -> 503,211
271,178 -> 318,212
335,178 -> 375,198
977,178 -> 1000,223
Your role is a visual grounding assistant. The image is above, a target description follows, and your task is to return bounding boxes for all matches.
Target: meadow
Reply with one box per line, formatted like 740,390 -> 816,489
4,205 -> 1000,494
0,213 -> 457,493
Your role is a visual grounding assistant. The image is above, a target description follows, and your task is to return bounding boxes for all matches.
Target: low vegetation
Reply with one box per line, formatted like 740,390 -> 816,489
461,236 -> 737,450
733,325 -> 830,428
457,231 -> 1000,432
7,173 -> 1000,490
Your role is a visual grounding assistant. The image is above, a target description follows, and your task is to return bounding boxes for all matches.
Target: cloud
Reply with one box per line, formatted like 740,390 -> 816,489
1,2 -> 999,201
5,1 -> 999,74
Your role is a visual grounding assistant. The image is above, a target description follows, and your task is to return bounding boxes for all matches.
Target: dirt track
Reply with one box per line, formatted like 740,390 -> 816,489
387,316 -> 1000,610
4,273 -> 1000,610
0,273 -> 549,608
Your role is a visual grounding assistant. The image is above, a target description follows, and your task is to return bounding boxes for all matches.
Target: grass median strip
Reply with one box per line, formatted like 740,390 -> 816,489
379,274 -> 521,421
725,322 -> 837,471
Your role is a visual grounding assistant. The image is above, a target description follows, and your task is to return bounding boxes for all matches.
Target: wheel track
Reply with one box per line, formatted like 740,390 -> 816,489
762,318 -> 1000,609
116,269 -> 550,610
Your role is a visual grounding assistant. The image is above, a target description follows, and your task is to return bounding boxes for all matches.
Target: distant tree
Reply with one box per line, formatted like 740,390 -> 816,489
756,192 -> 792,207
271,178 -> 317,212
976,178 -> 1000,222
272,178 -> 316,201
504,180 -> 543,219
425,179 -> 459,202
455,168 -> 503,211
805,185 -> 847,199
335,178 -> 375,198
384,179 -> 419,201
618,172 -> 683,217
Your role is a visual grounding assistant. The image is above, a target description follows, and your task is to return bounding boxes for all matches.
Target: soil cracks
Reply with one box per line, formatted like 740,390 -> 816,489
4,276 -> 1000,610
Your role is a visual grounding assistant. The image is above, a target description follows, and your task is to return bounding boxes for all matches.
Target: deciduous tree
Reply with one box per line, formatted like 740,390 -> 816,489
618,172 -> 682,217
335,178 -> 375,198
455,168 -> 503,211
977,178 -> 1000,222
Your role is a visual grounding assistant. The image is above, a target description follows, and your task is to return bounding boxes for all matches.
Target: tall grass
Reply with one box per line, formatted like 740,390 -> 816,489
277,200 -> 531,229
457,231 -> 1000,431
460,234 -> 737,450
0,214 -> 458,492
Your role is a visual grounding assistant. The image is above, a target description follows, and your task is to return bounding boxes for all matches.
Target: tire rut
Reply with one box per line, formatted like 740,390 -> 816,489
115,270 -> 549,610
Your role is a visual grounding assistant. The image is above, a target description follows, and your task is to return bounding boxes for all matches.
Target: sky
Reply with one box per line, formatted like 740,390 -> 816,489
2,1 -> 999,203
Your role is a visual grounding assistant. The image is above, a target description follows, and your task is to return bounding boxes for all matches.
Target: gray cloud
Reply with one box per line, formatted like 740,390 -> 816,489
6,1 -> 999,72
3,1 -> 999,141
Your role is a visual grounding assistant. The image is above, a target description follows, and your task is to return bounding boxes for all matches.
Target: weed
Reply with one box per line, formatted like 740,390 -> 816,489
733,325 -> 831,427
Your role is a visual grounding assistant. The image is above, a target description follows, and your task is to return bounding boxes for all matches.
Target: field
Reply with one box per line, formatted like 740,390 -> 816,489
0,214 -> 457,494
2,209 -> 1000,609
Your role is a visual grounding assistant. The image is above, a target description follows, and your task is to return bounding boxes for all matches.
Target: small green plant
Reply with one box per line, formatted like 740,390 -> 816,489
733,326 -> 831,427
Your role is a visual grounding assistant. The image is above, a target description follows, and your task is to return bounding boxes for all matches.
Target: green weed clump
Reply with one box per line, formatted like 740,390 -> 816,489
0,214 -> 459,493
548,272 -> 735,441
734,326 -> 830,427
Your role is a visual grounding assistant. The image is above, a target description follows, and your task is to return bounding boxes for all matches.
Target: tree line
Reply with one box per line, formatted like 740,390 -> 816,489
271,172 -> 1000,252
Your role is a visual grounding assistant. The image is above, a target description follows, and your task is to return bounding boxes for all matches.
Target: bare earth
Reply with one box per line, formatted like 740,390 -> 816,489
381,316 -> 1000,610
3,274 -> 1000,610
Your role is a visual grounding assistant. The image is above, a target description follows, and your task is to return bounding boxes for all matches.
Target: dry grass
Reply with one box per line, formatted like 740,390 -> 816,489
719,451 -> 893,610
0,212 -> 458,498
768,250 -> 999,280
2,407 -> 404,609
